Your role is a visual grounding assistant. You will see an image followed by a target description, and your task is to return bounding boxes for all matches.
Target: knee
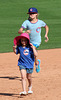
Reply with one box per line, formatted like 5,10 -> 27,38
27,76 -> 31,80
21,75 -> 26,80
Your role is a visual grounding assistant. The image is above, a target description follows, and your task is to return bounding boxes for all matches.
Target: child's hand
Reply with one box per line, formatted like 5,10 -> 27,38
13,45 -> 17,51
45,35 -> 49,42
13,46 -> 17,53
26,30 -> 31,34
30,43 -> 34,49
13,45 -> 17,49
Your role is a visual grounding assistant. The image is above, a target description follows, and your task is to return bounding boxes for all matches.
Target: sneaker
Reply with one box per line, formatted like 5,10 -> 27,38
36,59 -> 41,73
28,86 -> 33,94
19,91 -> 27,95
28,90 -> 33,94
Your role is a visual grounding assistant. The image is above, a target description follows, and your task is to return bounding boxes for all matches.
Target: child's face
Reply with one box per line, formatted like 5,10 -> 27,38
29,13 -> 38,19
21,38 -> 28,47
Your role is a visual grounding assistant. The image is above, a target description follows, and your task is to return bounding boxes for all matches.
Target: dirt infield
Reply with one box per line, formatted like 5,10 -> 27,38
0,49 -> 61,100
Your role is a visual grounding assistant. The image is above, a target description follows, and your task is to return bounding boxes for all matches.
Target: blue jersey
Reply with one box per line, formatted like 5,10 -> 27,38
21,19 -> 46,45
16,46 -> 34,69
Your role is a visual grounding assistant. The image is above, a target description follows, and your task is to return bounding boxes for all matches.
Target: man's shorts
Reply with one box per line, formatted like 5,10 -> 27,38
19,65 -> 33,74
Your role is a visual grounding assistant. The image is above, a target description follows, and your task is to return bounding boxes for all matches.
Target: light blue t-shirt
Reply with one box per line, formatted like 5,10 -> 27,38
21,19 -> 46,45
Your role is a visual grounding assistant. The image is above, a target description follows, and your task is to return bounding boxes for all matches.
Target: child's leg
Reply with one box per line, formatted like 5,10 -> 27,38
20,69 -> 27,92
33,46 -> 38,65
33,46 -> 41,73
27,73 -> 33,93
27,73 -> 32,87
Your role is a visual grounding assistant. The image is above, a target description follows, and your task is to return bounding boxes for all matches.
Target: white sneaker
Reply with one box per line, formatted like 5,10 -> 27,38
28,90 -> 33,94
28,86 -> 33,94
20,91 -> 27,95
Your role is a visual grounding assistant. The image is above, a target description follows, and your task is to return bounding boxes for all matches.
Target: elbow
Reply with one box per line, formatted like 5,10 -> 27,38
18,28 -> 23,34
18,31 -> 20,34
45,25 -> 49,33
47,25 -> 49,30
46,25 -> 49,30
35,53 -> 38,57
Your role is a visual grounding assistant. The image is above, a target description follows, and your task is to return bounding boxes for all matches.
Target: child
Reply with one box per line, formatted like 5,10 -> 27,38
13,33 -> 37,95
18,7 -> 49,70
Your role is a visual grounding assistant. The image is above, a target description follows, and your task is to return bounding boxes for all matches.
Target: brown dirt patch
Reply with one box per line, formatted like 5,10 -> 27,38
0,49 -> 61,100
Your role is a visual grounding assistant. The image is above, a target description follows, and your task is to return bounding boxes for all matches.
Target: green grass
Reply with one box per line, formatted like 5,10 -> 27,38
0,0 -> 61,52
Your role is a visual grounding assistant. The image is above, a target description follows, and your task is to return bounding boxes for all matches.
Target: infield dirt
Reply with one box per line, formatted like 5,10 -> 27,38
0,49 -> 61,100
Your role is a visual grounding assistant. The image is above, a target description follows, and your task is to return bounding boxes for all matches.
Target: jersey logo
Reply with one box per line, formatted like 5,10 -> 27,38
23,49 -> 29,55
36,27 -> 41,33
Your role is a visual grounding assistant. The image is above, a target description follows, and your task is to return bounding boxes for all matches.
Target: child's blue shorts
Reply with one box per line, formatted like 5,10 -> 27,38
19,65 -> 33,74
33,43 -> 40,48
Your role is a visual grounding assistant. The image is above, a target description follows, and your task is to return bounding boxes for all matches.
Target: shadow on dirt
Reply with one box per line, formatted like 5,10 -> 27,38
0,76 -> 22,81
0,93 -> 24,98
0,76 -> 35,80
